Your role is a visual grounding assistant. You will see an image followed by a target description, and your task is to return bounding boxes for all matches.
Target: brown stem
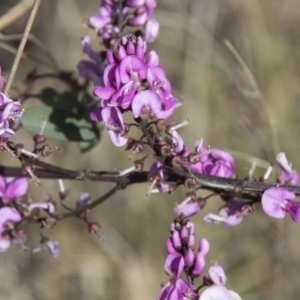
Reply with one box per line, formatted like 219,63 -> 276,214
4,0 -> 41,95
1,164 -> 300,197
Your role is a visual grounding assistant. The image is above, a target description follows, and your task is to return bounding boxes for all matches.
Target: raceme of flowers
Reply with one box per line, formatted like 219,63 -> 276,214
87,0 -> 159,43
158,215 -> 241,300
90,34 -> 177,147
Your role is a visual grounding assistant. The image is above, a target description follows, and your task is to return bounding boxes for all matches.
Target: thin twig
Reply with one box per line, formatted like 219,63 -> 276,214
0,0 -> 34,31
56,184 -> 122,220
4,0 -> 40,95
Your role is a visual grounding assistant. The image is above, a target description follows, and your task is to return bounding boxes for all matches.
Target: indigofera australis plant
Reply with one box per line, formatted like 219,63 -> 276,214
0,0 -> 300,299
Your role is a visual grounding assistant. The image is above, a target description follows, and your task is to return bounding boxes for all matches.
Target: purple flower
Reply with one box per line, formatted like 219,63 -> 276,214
166,238 -> 176,254
0,207 -> 22,234
190,141 -> 235,178
164,252 -> 184,279
33,240 -> 60,258
144,18 -> 159,42
192,252 -> 205,276
203,200 -> 244,226
199,265 -> 242,300
87,1 -> 157,42
119,55 -> 147,84
0,176 -> 28,203
157,277 -> 197,300
261,187 -> 300,222
199,286 -> 242,300
76,192 -> 92,209
148,162 -> 173,194
208,264 -> 227,286
198,238 -> 210,257
174,195 -> 202,217
202,149 -> 235,178
77,36 -> 105,86
28,202 -> 55,214
0,92 -> 23,137
276,152 -> 298,185
90,106 -> 128,147
0,234 -> 11,252
132,90 -> 162,120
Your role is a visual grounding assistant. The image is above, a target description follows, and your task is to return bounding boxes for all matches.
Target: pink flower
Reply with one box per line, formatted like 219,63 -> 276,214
0,207 -> 22,234
261,187 -> 300,222
144,18 -> 159,42
276,152 -> 298,185
0,176 -> 28,203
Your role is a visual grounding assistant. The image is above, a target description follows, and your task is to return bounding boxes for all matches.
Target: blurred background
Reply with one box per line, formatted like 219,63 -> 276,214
0,0 -> 300,299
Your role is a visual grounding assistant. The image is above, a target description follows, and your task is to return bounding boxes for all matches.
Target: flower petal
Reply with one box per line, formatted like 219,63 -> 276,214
3,178 -> 28,202
199,286 -> 230,300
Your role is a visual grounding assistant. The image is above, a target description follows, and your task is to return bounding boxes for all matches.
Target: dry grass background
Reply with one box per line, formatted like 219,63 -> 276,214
1,0 -> 300,299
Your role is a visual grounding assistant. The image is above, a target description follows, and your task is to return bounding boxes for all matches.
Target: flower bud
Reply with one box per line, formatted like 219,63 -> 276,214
184,248 -> 195,268
165,237 -> 176,254
88,222 -> 105,241
198,238 -> 210,257
171,230 -> 182,250
186,221 -> 195,235
33,134 -> 46,144
180,226 -> 189,243
192,252 -> 205,277
187,234 -> 195,249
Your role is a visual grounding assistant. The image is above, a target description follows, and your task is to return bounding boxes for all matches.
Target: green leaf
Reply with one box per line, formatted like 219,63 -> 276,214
38,88 -> 80,114
20,106 -> 103,152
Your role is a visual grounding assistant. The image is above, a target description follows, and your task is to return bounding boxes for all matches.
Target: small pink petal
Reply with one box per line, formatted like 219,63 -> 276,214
208,264 -> 227,286
199,286 -> 230,300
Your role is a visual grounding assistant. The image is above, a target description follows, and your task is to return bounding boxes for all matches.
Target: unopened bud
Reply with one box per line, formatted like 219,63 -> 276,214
15,143 -> 24,157
171,230 -> 182,250
88,222 -> 105,241
129,142 -> 144,161
187,234 -> 195,249
184,178 -> 197,189
43,217 -> 57,229
160,144 -> 173,157
184,248 -> 195,268
33,134 -> 46,144
180,226 -> 189,243
240,204 -> 254,216
134,159 -> 144,172
156,119 -> 167,131
14,229 -> 27,243
171,156 -> 184,169
125,138 -> 136,150
39,144 -> 52,157
192,252 -> 205,277
165,237 -> 176,254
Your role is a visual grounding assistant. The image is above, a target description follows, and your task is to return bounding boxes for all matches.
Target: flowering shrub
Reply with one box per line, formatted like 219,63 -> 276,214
1,0 -> 300,299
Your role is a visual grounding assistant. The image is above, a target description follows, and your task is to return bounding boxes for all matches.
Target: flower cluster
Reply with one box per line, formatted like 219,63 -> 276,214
90,34 -> 177,146
158,215 -> 241,300
0,68 -> 23,138
88,0 -> 159,43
